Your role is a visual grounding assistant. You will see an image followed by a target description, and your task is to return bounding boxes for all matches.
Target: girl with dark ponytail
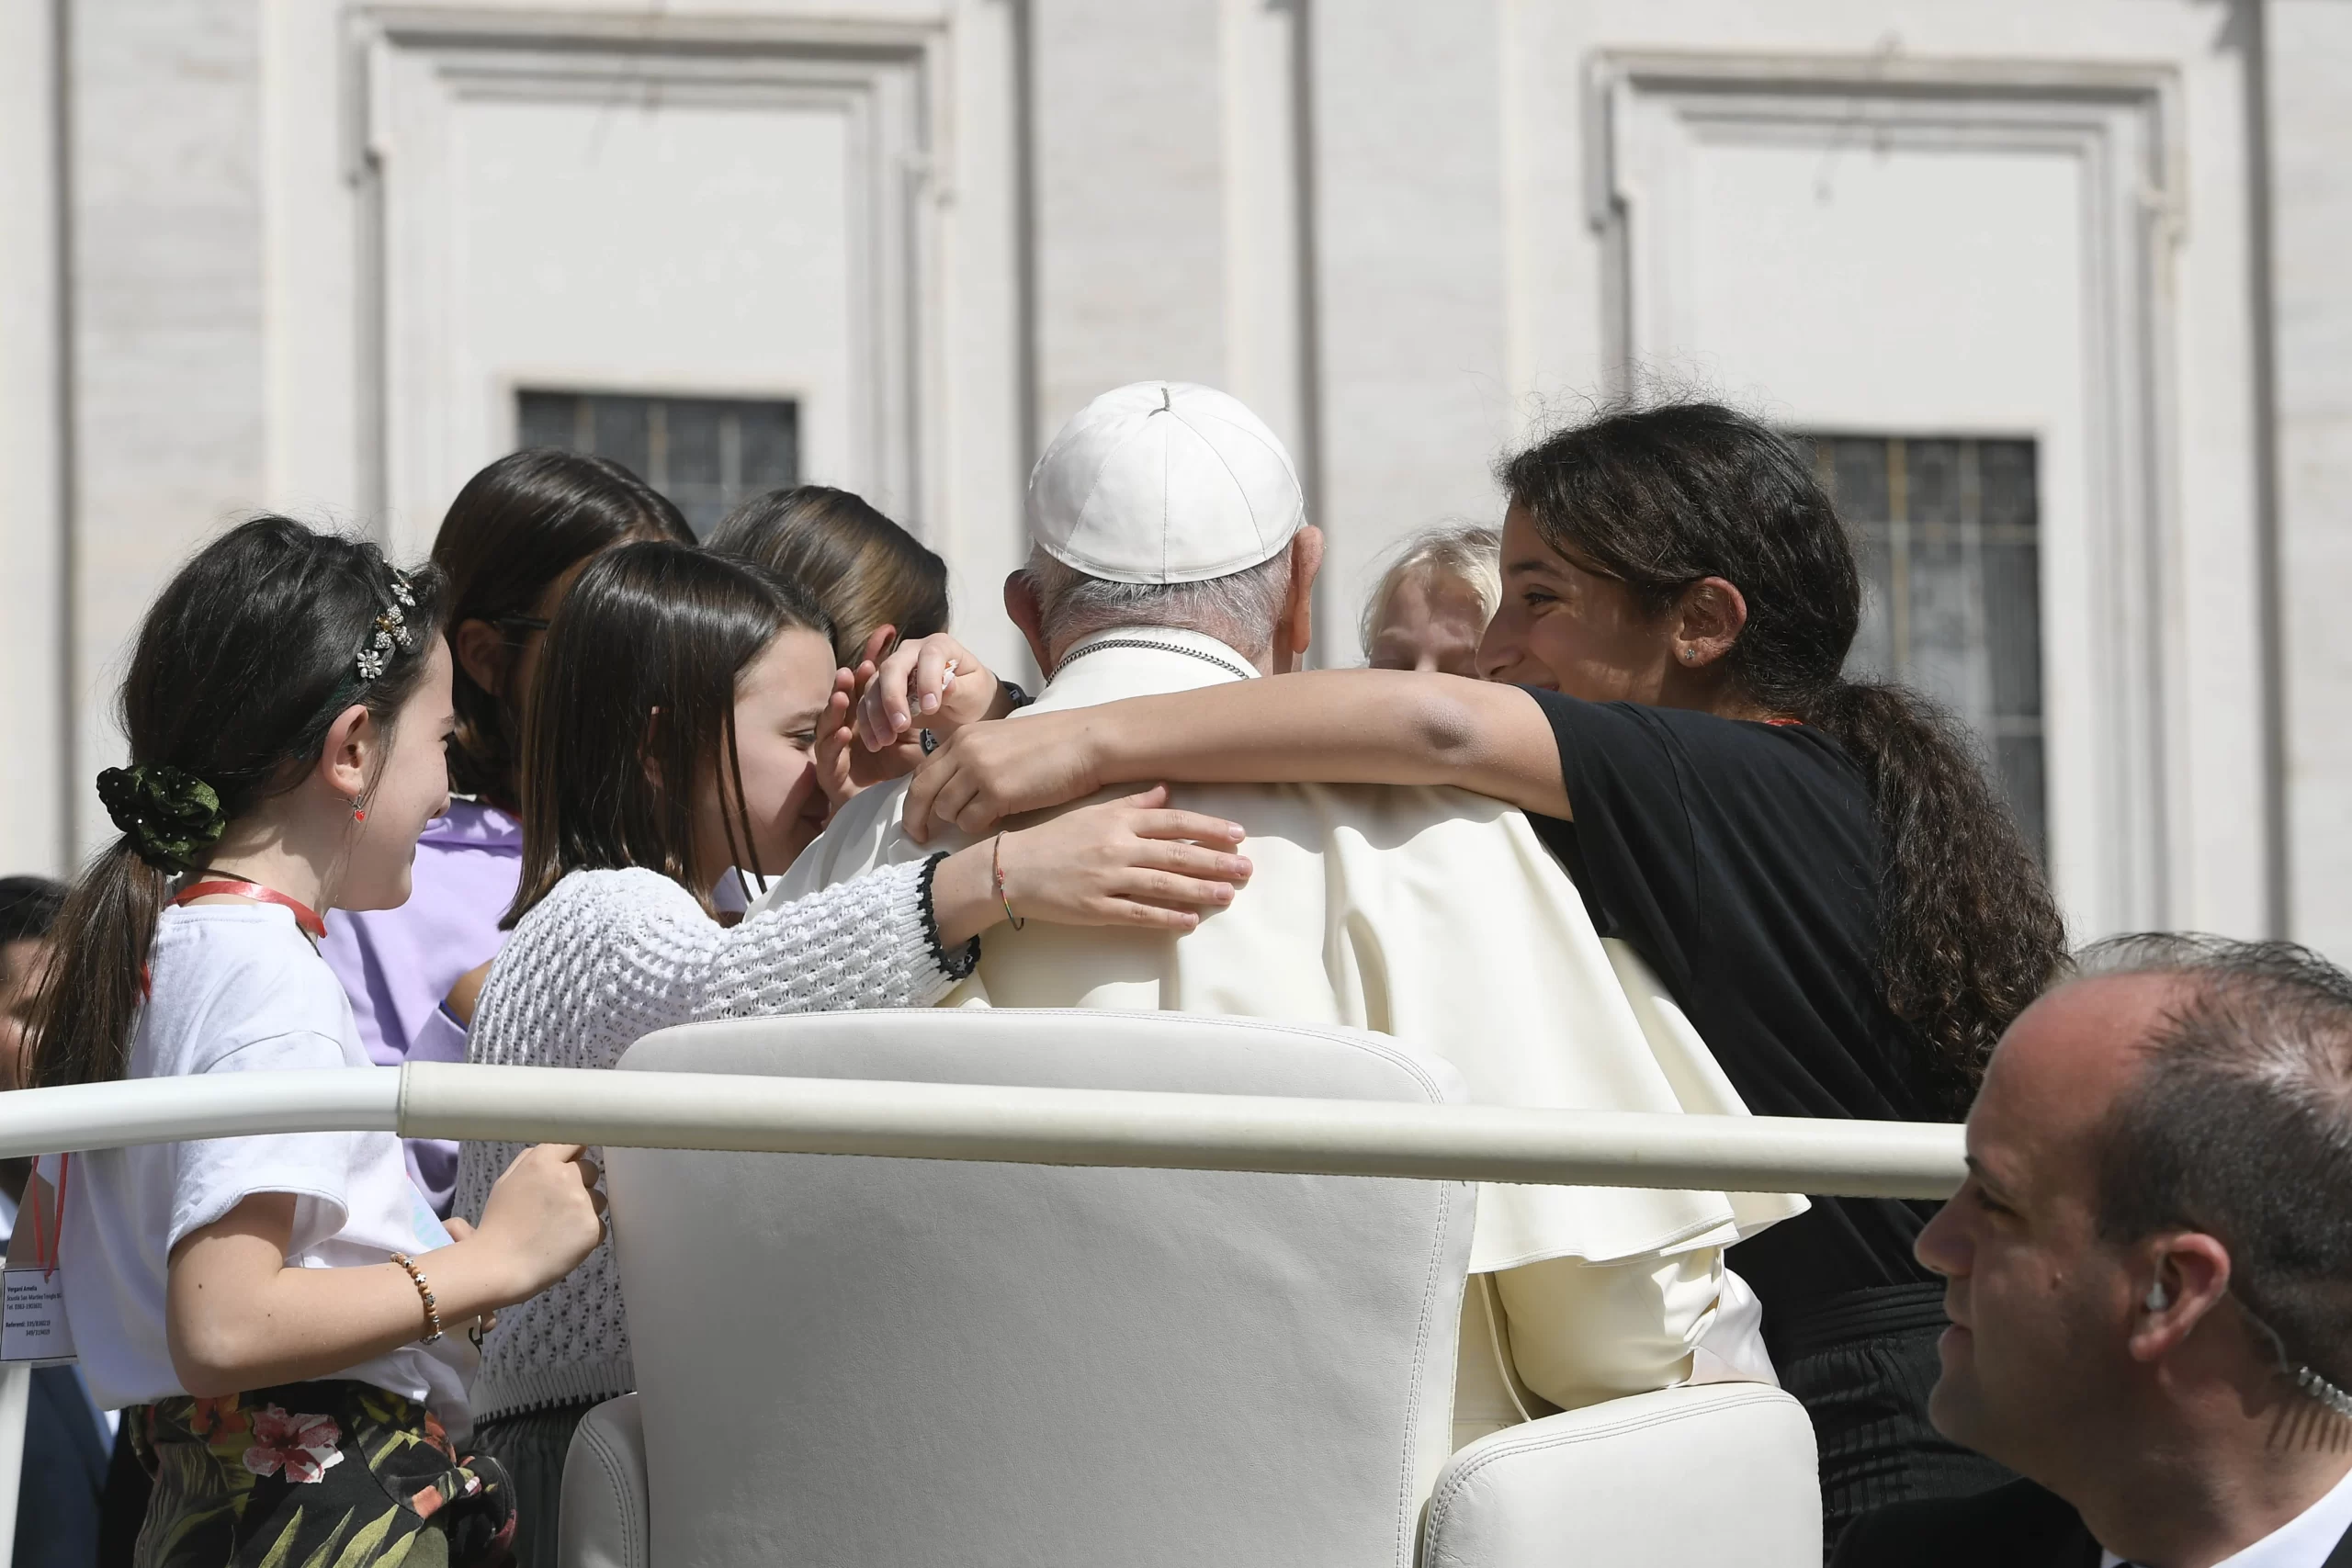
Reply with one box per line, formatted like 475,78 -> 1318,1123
886,400 -> 2070,1544
15,518 -> 604,1568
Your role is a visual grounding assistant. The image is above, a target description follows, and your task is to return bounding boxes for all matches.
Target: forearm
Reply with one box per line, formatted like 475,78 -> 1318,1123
167,1235 -> 514,1396
1490,1248 -> 1720,1411
697,857 -> 965,1018
930,842 -> 1000,948
1081,671 -> 1573,818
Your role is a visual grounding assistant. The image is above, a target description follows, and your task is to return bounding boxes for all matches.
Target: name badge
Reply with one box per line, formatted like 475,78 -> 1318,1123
3,1268 -> 75,1363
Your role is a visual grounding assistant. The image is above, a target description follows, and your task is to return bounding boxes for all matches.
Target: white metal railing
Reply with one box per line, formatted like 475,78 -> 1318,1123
0,1061 -> 1967,1198
0,1063 -> 1966,1562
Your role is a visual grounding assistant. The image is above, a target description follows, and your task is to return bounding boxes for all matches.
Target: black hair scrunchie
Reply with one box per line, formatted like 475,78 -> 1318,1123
96,763 -> 227,874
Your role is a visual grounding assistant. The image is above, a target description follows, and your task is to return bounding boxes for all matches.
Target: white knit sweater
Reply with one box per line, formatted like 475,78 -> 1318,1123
453,859 -> 968,1422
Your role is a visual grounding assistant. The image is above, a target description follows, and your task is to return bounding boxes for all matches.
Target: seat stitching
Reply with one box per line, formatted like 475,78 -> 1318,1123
1421,1387 -> 1798,1538
578,1416 -> 646,1568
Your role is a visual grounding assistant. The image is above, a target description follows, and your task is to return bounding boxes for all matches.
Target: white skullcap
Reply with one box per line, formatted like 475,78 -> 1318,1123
1026,381 -> 1305,584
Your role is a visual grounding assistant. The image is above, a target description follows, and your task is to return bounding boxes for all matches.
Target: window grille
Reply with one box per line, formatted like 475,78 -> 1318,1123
1802,435 -> 2046,861
517,390 -> 799,536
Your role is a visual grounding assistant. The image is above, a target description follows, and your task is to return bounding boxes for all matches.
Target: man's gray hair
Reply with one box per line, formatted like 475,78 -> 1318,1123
2081,934 -> 2352,1400
1023,546 -> 1293,660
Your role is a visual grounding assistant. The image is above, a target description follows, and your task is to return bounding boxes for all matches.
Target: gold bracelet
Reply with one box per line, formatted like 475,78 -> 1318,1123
388,1252 -> 444,1345
992,831 -> 1024,931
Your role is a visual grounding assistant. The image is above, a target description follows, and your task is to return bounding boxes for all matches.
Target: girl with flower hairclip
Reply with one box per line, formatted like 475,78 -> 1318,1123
8,517 -> 606,1567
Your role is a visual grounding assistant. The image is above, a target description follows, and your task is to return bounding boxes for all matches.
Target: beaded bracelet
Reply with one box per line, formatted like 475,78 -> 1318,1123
388,1252 -> 444,1345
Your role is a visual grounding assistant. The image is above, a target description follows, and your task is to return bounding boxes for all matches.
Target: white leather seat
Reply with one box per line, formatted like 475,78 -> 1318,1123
560,1009 -> 1476,1568
1419,1383 -> 1821,1566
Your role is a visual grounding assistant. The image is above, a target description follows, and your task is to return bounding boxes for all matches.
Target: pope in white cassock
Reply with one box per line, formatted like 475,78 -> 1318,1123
763,380 -> 1805,1448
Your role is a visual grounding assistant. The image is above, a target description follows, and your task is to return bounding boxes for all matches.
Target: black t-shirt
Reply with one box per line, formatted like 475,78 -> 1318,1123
1521,689 -> 1944,1315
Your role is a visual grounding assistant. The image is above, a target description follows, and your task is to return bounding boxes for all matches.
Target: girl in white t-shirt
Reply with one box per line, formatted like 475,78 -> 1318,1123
11,517 -> 605,1568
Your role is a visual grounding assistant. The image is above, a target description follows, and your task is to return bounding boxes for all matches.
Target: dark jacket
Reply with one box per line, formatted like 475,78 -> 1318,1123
16,1365 -> 109,1568
1832,1477 -> 2352,1568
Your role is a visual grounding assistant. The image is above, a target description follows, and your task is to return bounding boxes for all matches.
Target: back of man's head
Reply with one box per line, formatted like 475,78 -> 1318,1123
2085,934 -> 2352,1406
1014,382 -> 1316,667
1020,546 -> 1295,663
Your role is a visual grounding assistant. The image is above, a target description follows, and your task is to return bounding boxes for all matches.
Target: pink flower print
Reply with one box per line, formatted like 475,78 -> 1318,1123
241,1406 -> 345,1484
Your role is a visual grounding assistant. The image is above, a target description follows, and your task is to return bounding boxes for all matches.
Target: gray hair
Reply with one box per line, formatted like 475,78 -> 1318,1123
1023,546 -> 1293,660
2080,934 -> 2352,1400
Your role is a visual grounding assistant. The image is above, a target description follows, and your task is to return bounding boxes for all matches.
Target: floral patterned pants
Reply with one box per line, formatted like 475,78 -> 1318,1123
130,1381 -> 514,1568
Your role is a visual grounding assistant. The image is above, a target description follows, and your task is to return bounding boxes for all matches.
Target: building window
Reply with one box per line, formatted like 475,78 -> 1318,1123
1804,434 -> 2047,860
517,390 -> 800,536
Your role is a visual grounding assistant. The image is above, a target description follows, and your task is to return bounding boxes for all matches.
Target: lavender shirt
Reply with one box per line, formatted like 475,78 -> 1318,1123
320,798 -> 522,1213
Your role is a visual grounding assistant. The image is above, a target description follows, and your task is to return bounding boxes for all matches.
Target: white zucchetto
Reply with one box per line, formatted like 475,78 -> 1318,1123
1026,380 -> 1305,584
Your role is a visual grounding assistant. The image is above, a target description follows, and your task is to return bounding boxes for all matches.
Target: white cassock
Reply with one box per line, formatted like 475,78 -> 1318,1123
765,626 -> 1807,1448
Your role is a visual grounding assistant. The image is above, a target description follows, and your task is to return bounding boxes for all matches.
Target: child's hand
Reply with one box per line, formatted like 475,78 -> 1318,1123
992,786 -> 1252,932
474,1143 -> 606,1303
815,669 -> 868,807
854,633 -> 1005,754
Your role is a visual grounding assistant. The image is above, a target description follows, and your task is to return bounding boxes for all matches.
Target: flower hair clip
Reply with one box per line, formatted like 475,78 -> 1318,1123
355,570 -> 419,683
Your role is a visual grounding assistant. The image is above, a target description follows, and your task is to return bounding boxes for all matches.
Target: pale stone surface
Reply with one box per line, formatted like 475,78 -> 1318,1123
1305,0 -> 1513,636
67,0 -> 266,850
2269,0 -> 2352,959
1030,0 -> 1227,434
0,0 -> 67,877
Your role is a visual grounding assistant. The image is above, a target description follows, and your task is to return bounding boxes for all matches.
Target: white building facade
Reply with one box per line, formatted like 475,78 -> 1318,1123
1,0 -> 2347,958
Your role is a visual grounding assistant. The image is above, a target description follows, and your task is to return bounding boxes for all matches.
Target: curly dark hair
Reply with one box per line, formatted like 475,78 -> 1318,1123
1499,400 -> 2069,1107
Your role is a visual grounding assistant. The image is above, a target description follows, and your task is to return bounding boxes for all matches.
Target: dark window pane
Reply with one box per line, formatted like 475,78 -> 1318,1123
513,389 -> 801,538
517,391 -> 577,452
1983,540 -> 2043,719
1829,439 -> 1890,523
588,396 -> 651,480
1813,432 -> 2045,866
740,403 -> 798,489
1849,528 -> 1897,681
1979,440 -> 2038,531
670,489 -> 729,536
666,400 -> 725,490
1905,440 -> 1962,526
1996,735 -> 2047,863
1904,536 -> 1980,714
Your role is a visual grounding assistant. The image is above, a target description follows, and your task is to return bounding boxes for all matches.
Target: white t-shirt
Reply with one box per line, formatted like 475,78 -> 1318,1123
43,905 -> 469,1427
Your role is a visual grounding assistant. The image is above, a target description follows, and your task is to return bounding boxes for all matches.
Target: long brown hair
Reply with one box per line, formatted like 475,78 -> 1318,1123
505,541 -> 831,927
1500,401 -> 2068,1108
435,449 -> 692,809
707,485 -> 948,667
30,518 -> 447,1088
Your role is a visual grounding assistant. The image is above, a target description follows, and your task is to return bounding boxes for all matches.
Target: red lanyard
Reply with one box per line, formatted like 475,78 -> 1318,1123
172,880 -> 329,942
27,1154 -> 67,1280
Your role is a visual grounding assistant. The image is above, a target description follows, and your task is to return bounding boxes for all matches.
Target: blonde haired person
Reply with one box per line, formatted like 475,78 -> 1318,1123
1359,522 -> 1500,676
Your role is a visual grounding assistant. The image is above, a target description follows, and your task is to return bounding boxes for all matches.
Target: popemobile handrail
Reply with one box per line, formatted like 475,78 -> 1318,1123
0,1063 -> 1967,1567
0,1061 -> 1967,1198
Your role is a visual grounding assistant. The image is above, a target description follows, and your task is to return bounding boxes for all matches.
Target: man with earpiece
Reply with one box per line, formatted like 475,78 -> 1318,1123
1833,935 -> 2352,1568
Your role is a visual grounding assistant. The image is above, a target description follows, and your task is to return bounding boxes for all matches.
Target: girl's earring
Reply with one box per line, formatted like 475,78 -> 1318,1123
351,797 -> 368,823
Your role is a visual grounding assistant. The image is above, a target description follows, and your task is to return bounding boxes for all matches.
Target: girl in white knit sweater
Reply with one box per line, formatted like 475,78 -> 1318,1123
452,541 -> 1253,1561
